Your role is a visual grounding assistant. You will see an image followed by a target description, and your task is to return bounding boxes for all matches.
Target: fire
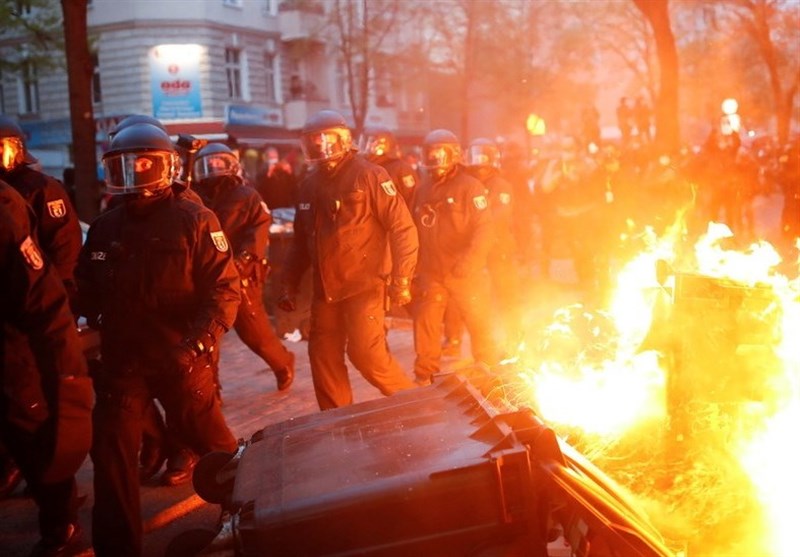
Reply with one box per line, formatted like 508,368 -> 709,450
514,219 -> 800,556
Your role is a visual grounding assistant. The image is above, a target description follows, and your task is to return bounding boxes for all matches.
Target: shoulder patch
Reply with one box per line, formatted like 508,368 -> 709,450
380,180 -> 397,196
20,236 -> 44,270
499,192 -> 511,205
210,231 -> 229,253
473,195 -> 488,210
47,199 -> 67,218
401,174 -> 416,189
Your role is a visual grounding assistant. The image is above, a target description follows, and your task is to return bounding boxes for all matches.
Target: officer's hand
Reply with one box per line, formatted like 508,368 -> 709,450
234,252 -> 256,279
171,342 -> 198,374
277,290 -> 297,312
172,334 -> 212,374
388,277 -> 412,306
452,259 -> 471,278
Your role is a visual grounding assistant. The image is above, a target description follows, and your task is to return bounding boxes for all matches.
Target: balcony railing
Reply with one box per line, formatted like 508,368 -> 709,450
278,2 -> 326,42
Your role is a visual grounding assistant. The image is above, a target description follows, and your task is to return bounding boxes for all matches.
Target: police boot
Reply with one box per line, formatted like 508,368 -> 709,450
29,522 -> 87,557
442,338 -> 462,359
139,437 -> 167,482
274,351 -> 295,391
0,458 -> 23,499
160,448 -> 199,487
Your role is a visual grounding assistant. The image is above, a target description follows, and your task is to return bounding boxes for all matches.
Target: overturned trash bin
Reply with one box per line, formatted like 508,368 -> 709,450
179,373 -> 675,557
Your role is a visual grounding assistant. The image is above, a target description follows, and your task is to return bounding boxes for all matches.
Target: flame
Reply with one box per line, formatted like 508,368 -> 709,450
513,217 -> 800,556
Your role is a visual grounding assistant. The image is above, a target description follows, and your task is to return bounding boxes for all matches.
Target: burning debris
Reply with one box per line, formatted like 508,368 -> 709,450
511,221 -> 800,557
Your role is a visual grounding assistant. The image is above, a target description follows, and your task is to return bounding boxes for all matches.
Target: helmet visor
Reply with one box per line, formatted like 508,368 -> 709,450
360,134 -> 391,158
301,129 -> 350,163
421,144 -> 458,171
467,145 -> 497,168
193,152 -> 239,182
103,152 -> 174,195
0,137 -> 24,171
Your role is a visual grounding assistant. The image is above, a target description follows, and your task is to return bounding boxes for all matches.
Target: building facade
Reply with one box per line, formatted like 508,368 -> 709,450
0,0 -> 430,177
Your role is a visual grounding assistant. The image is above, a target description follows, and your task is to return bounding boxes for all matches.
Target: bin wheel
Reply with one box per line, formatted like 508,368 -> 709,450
164,528 -> 217,557
193,451 -> 236,504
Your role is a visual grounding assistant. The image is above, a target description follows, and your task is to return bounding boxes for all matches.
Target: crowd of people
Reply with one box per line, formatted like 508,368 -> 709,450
0,104 -> 798,556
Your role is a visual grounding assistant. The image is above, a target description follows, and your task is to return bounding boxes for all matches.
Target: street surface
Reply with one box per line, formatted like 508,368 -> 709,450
0,192 -> 788,556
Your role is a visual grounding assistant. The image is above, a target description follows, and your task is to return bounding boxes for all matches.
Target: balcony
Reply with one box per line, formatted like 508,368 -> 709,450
283,98 -> 331,130
278,1 -> 326,43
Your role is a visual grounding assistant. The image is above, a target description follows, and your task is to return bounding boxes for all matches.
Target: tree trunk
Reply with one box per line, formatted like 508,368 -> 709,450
61,0 -> 98,222
633,0 -> 680,153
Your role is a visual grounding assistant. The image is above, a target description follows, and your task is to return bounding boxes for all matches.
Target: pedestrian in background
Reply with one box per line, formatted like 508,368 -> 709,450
76,122 -> 240,557
279,110 -> 418,410
255,146 -> 298,210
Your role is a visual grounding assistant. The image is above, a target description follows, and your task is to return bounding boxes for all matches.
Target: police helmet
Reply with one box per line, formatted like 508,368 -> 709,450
109,114 -> 167,140
193,143 -> 240,183
0,115 -> 36,171
421,129 -> 461,178
102,123 -> 178,195
300,110 -> 352,164
466,137 -> 500,169
359,126 -> 399,160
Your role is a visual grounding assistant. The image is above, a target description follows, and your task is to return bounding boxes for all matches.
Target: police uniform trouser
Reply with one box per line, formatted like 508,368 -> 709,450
413,271 -> 499,383
1,417 -> 79,543
91,357 -> 237,557
1,331 -> 80,543
308,285 -> 414,410
235,280 -> 293,373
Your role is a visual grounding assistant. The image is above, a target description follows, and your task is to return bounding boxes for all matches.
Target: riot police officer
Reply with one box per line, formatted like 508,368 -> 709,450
1,180 -> 92,556
0,115 -> 84,511
193,142 -> 295,390
0,115 -> 82,310
359,126 -> 419,210
412,129 -> 501,385
76,123 -> 241,557
279,110 -> 418,410
466,138 -> 522,352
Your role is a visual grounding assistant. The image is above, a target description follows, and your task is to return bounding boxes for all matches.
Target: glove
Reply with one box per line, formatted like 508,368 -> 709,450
234,252 -> 257,280
172,332 -> 214,373
388,277 -> 412,306
452,259 -> 471,278
171,342 -> 199,374
277,289 -> 297,312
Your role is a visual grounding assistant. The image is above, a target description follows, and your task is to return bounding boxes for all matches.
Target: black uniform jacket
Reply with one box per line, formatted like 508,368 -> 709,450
76,187 -> 241,373
2,164 -> 82,293
0,180 -> 89,431
372,154 -> 419,210
285,151 -> 418,302
413,165 -> 492,280
197,176 -> 270,260
470,168 -> 517,259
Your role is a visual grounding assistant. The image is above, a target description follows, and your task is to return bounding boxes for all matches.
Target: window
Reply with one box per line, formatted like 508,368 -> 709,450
264,0 -> 278,16
18,61 -> 39,114
15,0 -> 32,16
225,47 -> 242,99
335,60 -> 347,106
264,51 -> 279,103
91,51 -> 102,104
